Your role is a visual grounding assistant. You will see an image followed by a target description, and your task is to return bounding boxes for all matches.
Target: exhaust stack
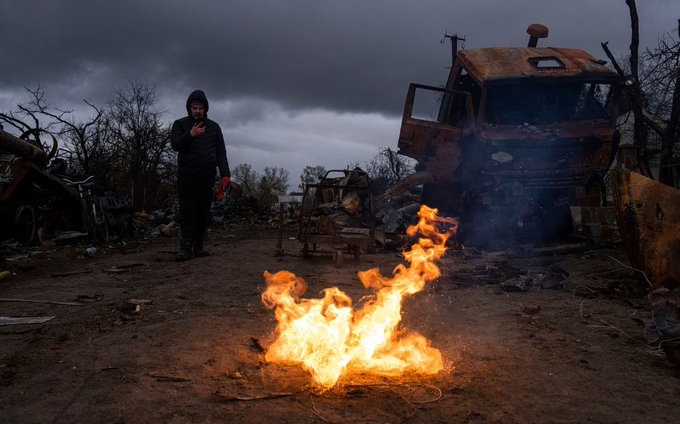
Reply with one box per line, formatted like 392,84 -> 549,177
526,23 -> 549,47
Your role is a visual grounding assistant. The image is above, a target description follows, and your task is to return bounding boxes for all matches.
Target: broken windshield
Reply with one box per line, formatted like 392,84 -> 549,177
484,82 -> 613,125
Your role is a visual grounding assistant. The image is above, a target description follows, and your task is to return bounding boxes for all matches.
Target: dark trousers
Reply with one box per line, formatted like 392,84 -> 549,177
177,175 -> 214,251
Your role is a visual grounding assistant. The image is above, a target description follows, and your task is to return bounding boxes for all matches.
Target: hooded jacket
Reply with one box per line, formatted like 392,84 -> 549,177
171,90 -> 230,179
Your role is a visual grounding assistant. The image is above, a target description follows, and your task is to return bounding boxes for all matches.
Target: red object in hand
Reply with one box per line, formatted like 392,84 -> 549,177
215,176 -> 231,201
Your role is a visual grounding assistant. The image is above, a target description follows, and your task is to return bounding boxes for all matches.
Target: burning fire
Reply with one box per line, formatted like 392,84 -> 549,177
261,205 -> 457,388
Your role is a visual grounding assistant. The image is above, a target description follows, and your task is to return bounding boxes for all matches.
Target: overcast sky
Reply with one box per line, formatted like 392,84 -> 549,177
1,0 -> 678,188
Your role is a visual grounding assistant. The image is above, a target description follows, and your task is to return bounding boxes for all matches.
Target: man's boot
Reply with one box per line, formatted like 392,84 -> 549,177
176,239 -> 194,261
193,240 -> 210,257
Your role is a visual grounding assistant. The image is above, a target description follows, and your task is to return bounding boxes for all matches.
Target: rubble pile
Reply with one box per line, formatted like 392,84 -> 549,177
141,188 -> 280,240
213,193 -> 276,227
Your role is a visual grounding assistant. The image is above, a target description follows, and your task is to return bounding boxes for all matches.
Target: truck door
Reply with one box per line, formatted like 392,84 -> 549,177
397,83 -> 475,181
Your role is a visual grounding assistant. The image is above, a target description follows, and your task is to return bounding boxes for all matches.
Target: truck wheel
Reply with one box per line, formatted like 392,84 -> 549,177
14,204 -> 37,245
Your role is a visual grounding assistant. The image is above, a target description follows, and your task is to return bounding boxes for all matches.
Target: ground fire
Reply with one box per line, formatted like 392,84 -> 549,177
261,205 -> 457,388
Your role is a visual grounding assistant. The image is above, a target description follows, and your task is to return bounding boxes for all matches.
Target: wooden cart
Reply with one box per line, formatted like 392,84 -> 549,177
297,169 -> 375,266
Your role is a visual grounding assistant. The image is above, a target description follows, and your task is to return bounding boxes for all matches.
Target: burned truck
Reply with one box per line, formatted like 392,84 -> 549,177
397,24 -> 623,246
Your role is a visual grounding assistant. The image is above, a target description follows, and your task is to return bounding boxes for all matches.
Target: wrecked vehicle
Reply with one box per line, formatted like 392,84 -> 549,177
0,129 -> 133,245
0,129 -> 82,244
397,24 -> 623,246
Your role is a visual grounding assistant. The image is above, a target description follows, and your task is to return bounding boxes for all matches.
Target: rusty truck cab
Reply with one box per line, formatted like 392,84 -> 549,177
397,28 -> 623,245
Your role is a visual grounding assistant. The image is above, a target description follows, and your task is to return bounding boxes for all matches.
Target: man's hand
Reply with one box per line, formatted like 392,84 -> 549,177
215,176 -> 231,201
190,121 -> 206,137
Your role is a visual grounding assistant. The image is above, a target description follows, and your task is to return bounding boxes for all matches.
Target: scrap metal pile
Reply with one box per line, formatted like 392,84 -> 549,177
0,129 -> 134,246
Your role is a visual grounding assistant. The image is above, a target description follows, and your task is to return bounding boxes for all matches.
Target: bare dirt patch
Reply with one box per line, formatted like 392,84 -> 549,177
1,226 -> 678,423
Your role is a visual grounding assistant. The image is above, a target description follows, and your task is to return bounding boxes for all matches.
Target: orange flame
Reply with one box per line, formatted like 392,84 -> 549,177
262,205 -> 457,388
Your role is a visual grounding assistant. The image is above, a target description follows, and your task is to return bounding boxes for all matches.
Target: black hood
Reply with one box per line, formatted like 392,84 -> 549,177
185,90 -> 209,116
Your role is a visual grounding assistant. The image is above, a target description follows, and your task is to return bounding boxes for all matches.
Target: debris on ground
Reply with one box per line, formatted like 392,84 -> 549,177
0,316 -> 55,326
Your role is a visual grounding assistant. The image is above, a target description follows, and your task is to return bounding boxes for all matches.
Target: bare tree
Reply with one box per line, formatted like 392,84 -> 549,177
257,167 -> 289,210
0,87 -> 116,179
0,86 -> 56,134
0,87 -> 66,162
625,0 -> 680,186
104,80 -> 174,210
232,163 -> 259,197
30,93 -> 108,178
362,147 -> 415,193
624,0 -> 655,177
642,20 -> 680,185
231,164 -> 289,210
1,84 -> 174,212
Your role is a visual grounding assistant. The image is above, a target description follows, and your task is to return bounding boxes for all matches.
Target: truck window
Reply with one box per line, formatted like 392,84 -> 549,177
485,82 -> 613,125
438,69 -> 481,125
456,71 -> 481,112
409,86 -> 472,129
438,90 -> 472,128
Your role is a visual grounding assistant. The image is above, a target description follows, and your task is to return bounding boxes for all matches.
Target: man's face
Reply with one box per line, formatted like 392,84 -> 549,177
191,105 -> 205,119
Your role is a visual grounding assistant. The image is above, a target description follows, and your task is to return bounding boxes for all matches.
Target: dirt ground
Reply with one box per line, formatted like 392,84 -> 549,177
0,224 -> 678,424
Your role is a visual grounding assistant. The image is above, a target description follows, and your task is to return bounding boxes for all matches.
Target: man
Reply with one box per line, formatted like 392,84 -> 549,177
171,89 -> 231,261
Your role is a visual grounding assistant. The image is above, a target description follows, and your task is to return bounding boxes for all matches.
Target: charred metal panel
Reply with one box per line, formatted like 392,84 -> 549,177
398,123 -> 462,181
476,124 -> 618,184
613,168 -> 680,289
458,48 -> 618,83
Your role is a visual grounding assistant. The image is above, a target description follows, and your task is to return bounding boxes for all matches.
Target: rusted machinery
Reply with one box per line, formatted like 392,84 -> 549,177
612,168 -> 680,290
612,167 -> 680,365
0,129 -> 81,244
397,24 -> 624,246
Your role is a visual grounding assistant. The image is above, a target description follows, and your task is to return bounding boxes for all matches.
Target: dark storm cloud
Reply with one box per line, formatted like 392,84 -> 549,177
3,0 -> 445,113
1,0 -> 678,180
5,0 -> 675,117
